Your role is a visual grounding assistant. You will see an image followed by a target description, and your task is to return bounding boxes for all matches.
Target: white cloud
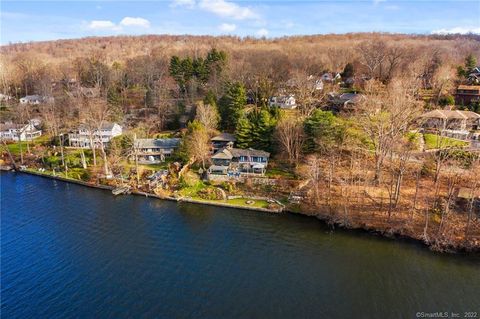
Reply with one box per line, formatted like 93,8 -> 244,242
256,28 -> 269,37
120,17 -> 150,28
170,0 -> 196,9
373,0 -> 386,5
219,23 -> 236,32
88,20 -> 119,30
198,0 -> 258,20
432,27 -> 480,35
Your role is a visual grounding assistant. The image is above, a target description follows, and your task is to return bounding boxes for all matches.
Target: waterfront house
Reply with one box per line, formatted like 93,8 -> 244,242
269,94 -> 297,109
455,85 -> 480,105
0,121 -> 42,141
133,138 -> 181,164
420,109 -> 480,140
211,133 -> 236,153
208,145 -> 270,177
68,122 -> 122,148
19,95 -> 54,105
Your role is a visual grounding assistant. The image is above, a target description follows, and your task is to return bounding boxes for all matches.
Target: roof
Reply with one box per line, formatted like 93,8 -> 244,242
211,147 -> 270,159
457,85 -> 480,91
211,132 -> 236,142
339,93 -> 364,103
0,123 -> 24,131
78,122 -> 119,131
21,95 -> 42,100
135,138 -> 181,149
457,187 -> 480,199
420,110 -> 480,120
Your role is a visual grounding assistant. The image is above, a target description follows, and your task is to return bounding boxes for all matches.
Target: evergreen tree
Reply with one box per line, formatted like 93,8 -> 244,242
218,82 -> 247,130
465,54 -> 477,72
304,110 -> 346,154
342,63 -> 355,79
204,90 -> 217,108
235,114 -> 253,148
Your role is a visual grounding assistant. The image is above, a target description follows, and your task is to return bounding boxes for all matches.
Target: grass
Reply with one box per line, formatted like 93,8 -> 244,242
3,135 -> 50,156
423,133 -> 469,150
265,167 -> 296,179
225,198 -> 270,208
24,167 -> 87,181
178,181 -> 207,197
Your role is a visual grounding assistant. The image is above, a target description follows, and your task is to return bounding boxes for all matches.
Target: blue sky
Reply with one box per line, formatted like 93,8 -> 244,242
1,0 -> 479,44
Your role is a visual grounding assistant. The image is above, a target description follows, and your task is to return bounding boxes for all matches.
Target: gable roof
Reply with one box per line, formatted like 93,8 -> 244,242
457,85 -> 480,91
78,122 -> 120,131
135,138 -> 181,149
421,110 -> 480,120
211,132 -> 236,142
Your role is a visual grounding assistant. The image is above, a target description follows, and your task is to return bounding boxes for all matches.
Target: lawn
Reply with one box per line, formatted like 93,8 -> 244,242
265,167 -> 296,179
3,135 -> 50,156
423,133 -> 469,150
225,198 -> 270,208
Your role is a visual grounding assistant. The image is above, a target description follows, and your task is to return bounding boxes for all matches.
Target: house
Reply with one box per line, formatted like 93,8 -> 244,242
133,138 -> 181,164
68,122 -> 122,148
467,67 -> 480,85
208,146 -> 270,177
287,76 -> 323,91
455,85 -> 480,105
211,133 -> 236,153
420,110 -> 480,140
328,92 -> 365,110
0,121 -> 42,141
0,94 -> 13,101
19,95 -> 54,105
321,72 -> 341,83
269,94 -> 297,109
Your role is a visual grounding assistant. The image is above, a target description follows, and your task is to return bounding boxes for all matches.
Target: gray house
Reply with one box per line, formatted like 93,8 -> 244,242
209,146 -> 270,177
134,138 -> 181,164
211,133 -> 236,152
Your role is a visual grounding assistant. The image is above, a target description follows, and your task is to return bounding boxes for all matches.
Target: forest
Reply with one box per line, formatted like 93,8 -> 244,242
1,33 -> 480,252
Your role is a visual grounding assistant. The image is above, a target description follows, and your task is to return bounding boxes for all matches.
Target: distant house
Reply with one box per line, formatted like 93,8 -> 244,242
269,94 -> 297,109
19,95 -> 54,105
321,72 -> 341,83
455,85 -> 480,105
133,138 -> 181,164
211,133 -> 236,153
68,122 -> 122,148
0,94 -> 13,101
0,121 -> 42,141
208,146 -> 270,177
420,109 -> 480,140
328,92 -> 365,110
467,67 -> 480,85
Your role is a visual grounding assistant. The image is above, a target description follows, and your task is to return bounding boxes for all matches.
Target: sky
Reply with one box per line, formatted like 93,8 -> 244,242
0,0 -> 479,44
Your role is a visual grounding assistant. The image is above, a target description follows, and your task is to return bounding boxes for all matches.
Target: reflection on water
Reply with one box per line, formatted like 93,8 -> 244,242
1,172 -> 479,319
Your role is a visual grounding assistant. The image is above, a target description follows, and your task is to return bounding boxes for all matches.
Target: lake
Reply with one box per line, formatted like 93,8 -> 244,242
1,172 -> 479,318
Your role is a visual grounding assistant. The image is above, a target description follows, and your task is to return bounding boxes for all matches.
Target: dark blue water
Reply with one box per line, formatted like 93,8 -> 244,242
1,172 -> 479,319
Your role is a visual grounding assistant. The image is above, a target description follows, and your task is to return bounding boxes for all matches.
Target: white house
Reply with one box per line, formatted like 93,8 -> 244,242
269,94 -> 297,109
68,122 -> 122,148
0,122 -> 42,141
133,138 -> 181,164
0,94 -> 13,101
321,72 -> 341,83
19,95 -> 54,105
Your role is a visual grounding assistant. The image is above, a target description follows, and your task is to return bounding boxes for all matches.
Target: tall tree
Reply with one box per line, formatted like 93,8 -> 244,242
218,82 -> 247,130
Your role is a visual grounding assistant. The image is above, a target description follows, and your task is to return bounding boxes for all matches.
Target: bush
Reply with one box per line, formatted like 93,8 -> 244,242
438,95 -> 455,106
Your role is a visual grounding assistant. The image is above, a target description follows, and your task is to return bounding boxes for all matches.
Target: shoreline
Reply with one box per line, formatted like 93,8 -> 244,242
5,169 -> 480,255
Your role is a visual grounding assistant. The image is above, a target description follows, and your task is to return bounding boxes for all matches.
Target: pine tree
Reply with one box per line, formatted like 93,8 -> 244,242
235,114 -> 253,148
218,82 -> 247,130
